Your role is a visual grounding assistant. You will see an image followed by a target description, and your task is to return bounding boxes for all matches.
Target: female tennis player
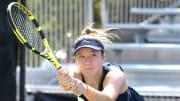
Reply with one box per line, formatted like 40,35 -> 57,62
56,27 -> 144,101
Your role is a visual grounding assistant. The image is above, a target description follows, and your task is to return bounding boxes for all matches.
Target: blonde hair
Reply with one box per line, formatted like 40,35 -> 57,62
79,26 -> 120,44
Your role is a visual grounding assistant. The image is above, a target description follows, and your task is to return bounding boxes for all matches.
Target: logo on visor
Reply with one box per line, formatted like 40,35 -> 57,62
81,40 -> 91,44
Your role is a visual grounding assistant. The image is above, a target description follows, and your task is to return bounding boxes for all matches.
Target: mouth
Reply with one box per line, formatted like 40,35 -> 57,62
85,67 -> 93,72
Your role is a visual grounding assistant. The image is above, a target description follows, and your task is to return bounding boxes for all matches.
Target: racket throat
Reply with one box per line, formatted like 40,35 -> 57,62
40,50 -> 60,69
40,48 -> 61,69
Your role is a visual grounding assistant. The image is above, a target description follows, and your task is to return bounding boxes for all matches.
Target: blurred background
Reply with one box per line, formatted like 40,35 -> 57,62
11,0 -> 180,101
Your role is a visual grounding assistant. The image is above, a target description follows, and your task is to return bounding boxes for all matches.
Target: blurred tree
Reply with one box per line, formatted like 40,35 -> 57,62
93,0 -> 102,28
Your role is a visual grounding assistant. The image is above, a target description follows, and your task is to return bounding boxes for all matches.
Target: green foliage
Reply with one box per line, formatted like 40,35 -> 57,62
93,0 -> 102,28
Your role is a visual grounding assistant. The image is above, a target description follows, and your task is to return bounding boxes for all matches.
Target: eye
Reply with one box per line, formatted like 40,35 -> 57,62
78,55 -> 84,59
92,54 -> 96,56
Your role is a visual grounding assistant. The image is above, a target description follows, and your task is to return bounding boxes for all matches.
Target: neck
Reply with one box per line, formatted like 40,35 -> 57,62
82,67 -> 103,89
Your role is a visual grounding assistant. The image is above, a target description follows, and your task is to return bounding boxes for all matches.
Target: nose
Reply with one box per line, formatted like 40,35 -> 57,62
84,56 -> 92,64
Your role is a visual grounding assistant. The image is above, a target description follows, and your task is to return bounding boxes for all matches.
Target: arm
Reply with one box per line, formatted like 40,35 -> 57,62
56,66 -> 82,91
56,68 -> 72,91
70,68 -> 128,101
87,69 -> 127,101
98,69 -> 127,101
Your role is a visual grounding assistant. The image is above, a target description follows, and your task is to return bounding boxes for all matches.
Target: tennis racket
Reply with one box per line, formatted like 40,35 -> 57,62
7,2 -> 61,69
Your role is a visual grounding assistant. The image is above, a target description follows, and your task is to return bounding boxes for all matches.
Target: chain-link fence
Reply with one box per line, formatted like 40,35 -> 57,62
25,0 -> 93,67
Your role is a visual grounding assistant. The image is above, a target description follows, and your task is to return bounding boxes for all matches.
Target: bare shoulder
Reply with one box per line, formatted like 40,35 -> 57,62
103,63 -> 125,78
107,67 -> 126,80
103,65 -> 128,94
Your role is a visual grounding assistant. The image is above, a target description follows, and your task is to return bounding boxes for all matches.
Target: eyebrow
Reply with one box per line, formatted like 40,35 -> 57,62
91,49 -> 98,52
75,49 -> 99,56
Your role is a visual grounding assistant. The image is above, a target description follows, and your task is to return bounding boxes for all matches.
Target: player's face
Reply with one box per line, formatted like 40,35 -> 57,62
75,47 -> 105,75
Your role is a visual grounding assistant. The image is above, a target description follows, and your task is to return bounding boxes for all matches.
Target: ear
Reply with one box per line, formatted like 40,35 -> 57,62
102,53 -> 107,61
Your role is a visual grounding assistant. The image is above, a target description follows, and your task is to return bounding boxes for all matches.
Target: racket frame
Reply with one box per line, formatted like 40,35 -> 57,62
7,2 -> 61,69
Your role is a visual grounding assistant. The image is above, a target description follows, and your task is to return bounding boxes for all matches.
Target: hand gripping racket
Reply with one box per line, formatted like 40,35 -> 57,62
7,2 -> 61,69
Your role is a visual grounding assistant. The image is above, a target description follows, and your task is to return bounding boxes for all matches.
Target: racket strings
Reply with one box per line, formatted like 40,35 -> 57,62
11,6 -> 45,52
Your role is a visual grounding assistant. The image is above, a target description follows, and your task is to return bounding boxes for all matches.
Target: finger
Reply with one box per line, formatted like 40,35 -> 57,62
71,81 -> 84,96
60,84 -> 72,91
75,92 -> 82,96
57,69 -> 72,84
71,80 -> 80,92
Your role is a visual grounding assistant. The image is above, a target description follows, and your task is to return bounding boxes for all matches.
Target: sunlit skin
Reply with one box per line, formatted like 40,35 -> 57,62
75,47 -> 106,89
56,47 -> 128,101
55,27 -> 137,100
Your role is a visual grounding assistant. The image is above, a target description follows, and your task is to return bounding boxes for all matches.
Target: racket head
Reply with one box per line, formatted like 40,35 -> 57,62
7,2 -> 61,69
7,2 -> 45,54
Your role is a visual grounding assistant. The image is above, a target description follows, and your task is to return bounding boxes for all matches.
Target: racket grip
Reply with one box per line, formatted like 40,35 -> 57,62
56,66 -> 62,70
